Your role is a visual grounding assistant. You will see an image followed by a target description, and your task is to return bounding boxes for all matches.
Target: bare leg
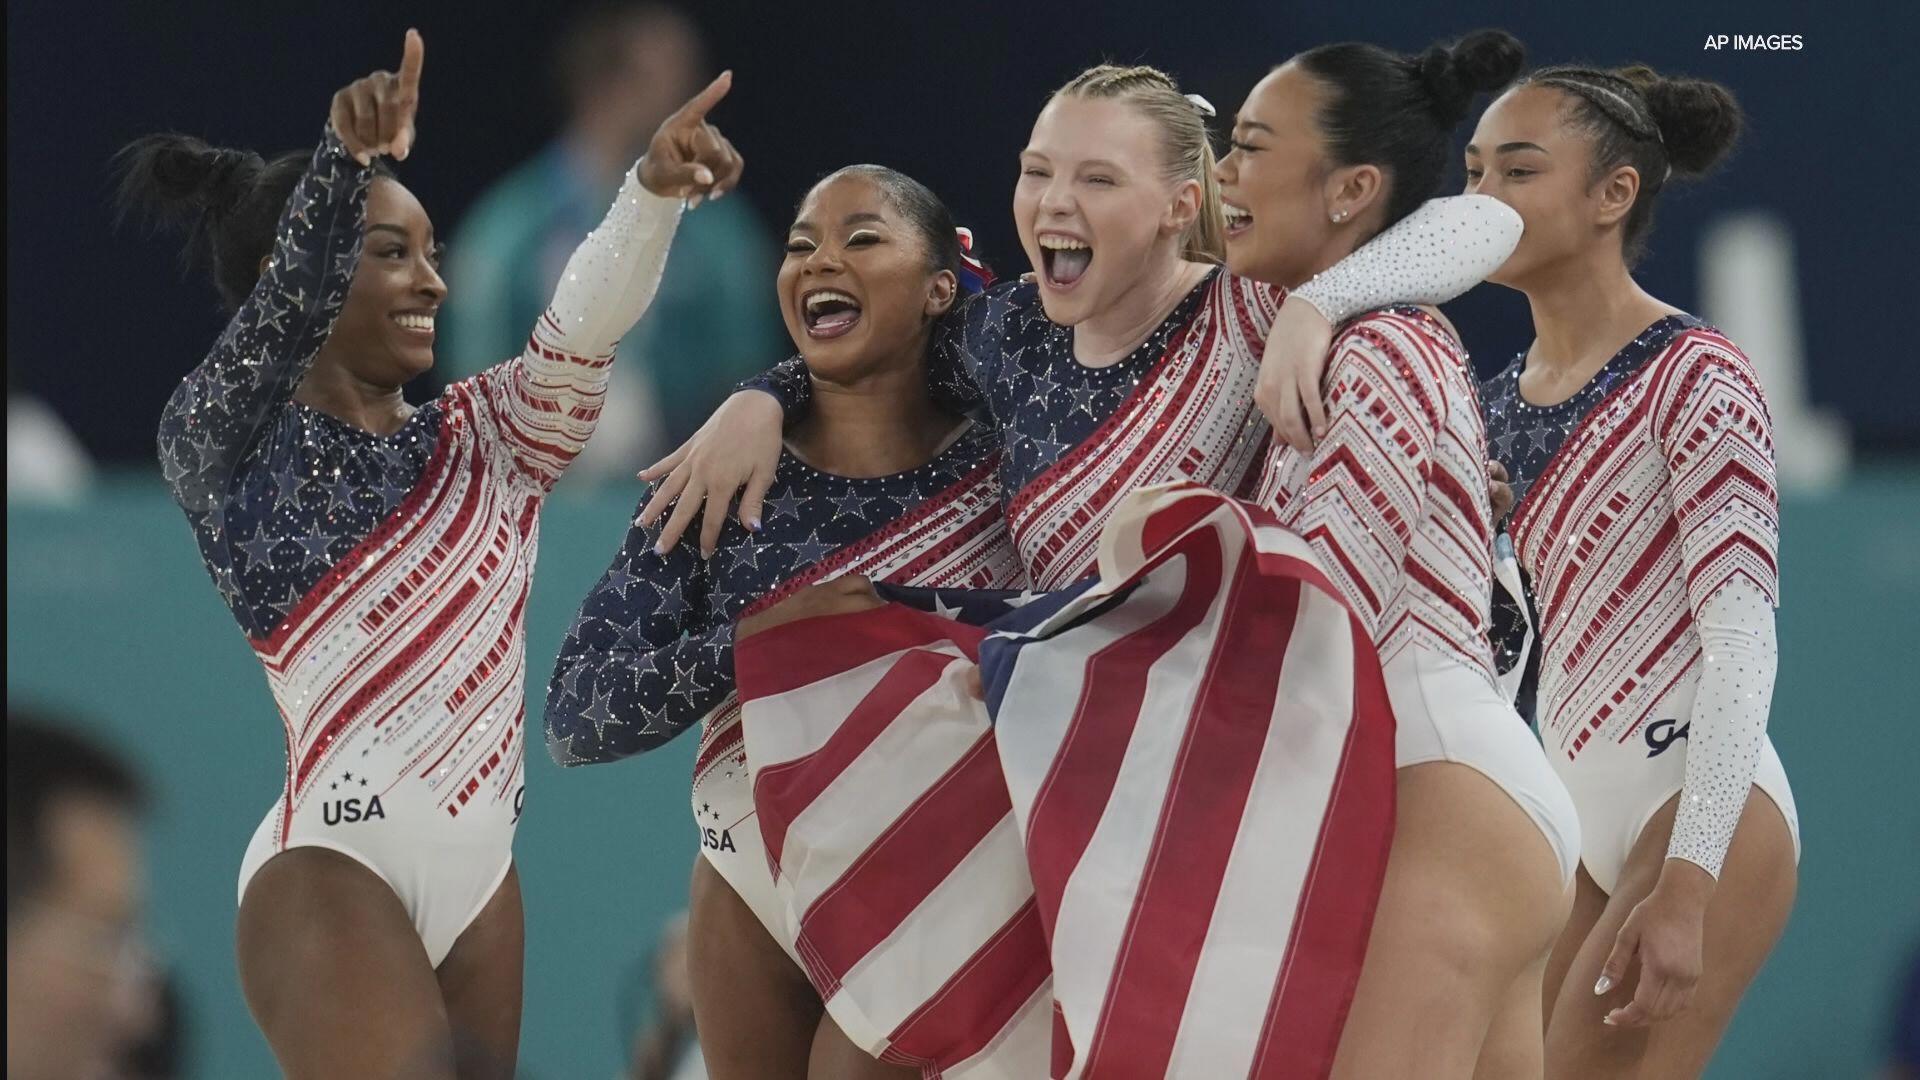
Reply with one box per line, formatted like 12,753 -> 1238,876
437,864 -> 524,1080
808,1012 -> 921,1080
1331,763 -> 1569,1080
1543,866 -> 1609,1029
1473,951 -> 1553,1080
688,856 -> 819,1080
1544,789 -> 1797,1078
237,847 -> 456,1080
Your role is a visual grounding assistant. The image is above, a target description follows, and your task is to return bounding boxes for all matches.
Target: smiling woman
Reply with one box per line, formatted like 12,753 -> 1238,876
112,30 -> 743,1079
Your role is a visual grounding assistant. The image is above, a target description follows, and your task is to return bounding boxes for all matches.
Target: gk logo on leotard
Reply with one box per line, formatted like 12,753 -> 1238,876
1645,717 -> 1690,758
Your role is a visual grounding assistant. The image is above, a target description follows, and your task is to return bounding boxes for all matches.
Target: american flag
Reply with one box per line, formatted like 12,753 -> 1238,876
733,485 -> 1397,1078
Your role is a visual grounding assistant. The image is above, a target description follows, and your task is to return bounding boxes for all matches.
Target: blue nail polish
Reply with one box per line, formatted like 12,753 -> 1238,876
747,517 -> 762,532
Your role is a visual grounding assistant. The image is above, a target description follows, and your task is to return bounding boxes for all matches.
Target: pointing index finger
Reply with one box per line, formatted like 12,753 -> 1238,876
671,70 -> 732,127
397,29 -> 425,97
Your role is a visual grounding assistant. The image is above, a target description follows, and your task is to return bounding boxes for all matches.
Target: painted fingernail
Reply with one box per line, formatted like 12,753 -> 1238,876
1602,1014 -> 1617,1026
688,194 -> 703,210
1594,976 -> 1613,995
747,517 -> 761,532
653,543 -> 666,556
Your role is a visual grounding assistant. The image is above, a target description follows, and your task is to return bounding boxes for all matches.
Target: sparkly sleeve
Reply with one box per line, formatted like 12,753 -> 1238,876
1273,316 -> 1446,637
739,289 -> 996,419
543,506 -> 736,765
157,127 -> 371,512
1291,195 -> 1523,324
474,169 -> 683,490
1655,345 -> 1782,877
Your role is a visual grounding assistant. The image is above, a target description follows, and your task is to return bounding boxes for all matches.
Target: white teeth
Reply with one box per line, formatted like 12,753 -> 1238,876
1223,205 -> 1253,226
1038,235 -> 1090,251
804,290 -> 858,314
394,313 -> 435,331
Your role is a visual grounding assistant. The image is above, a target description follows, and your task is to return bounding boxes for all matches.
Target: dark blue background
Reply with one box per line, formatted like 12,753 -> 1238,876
9,0 -> 1915,462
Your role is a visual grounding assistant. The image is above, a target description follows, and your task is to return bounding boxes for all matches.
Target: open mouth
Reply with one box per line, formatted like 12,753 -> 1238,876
802,289 -> 863,339
1038,233 -> 1093,289
1222,202 -> 1254,239
392,311 -> 437,339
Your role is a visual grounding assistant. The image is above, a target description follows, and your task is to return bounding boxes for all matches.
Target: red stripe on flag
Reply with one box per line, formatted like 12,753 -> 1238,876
754,648 -> 956,870
1024,532 -> 1225,938
883,899 -> 1051,1068
735,604 -> 985,701
796,733 -> 1009,991
1079,563 -> 1302,1077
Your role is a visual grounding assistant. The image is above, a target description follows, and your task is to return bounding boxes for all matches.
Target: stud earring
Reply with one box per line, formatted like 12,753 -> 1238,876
1331,210 -> 1347,223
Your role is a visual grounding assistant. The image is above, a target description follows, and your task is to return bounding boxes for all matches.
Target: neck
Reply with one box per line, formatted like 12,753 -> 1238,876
294,357 -> 412,435
1518,248 -> 1667,374
786,342 -> 959,479
1073,248 -> 1209,367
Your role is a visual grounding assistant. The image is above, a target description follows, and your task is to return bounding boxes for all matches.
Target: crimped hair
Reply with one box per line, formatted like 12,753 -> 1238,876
1054,64 -> 1225,263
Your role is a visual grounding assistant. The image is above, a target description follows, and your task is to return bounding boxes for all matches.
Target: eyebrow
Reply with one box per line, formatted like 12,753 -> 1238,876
367,224 -> 412,239
1465,141 -> 1550,156
1233,118 -> 1274,134
789,212 -> 888,234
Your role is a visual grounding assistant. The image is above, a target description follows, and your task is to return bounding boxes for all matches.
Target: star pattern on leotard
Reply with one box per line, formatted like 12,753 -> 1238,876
153,130 -> 455,646
1481,315 -> 1702,699
543,423 -> 1007,766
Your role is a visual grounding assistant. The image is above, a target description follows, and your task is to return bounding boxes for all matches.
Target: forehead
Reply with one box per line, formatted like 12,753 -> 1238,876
1473,85 -> 1569,145
1239,63 -> 1324,138
1027,96 -> 1163,167
794,173 -> 896,226
365,176 -> 432,230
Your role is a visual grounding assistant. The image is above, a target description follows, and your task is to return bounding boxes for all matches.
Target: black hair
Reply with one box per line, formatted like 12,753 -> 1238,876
113,133 -> 392,313
1519,64 -> 1742,264
801,165 -> 966,278
1296,29 -> 1527,230
7,709 -> 147,916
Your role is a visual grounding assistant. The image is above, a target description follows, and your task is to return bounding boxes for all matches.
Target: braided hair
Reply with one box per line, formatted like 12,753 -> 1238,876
1519,64 -> 1743,263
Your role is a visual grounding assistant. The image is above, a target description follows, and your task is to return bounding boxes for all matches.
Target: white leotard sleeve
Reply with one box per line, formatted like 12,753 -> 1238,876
1292,194 -> 1522,323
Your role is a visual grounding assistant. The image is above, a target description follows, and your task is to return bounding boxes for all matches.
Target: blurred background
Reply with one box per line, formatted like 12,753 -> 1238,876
8,0 -> 1917,1075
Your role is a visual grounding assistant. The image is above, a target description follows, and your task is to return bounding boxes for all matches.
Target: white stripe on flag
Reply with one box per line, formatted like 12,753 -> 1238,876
1164,584 -> 1358,1075
834,811 -> 1032,1040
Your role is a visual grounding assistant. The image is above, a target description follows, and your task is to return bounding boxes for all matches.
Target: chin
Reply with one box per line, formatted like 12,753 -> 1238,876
1033,286 -> 1094,328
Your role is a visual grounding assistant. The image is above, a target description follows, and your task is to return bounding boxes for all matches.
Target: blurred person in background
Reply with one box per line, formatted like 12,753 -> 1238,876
6,709 -> 152,1080
443,2 -> 782,481
8,371 -> 97,505
619,912 -> 704,1080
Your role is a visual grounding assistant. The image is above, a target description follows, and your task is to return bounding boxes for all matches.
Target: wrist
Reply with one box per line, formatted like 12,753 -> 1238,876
1652,858 -> 1717,910
1282,291 -> 1336,329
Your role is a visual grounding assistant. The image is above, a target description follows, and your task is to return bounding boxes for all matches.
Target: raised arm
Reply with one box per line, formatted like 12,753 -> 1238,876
1271,313 -> 1451,637
473,72 -> 742,490
1258,194 -> 1524,451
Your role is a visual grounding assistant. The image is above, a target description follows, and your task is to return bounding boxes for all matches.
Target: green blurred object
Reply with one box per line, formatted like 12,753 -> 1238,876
9,470 -> 1919,1078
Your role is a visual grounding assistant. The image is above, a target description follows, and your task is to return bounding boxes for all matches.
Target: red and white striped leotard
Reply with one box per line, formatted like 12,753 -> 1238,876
1257,306 -> 1581,883
1508,320 -> 1797,891
159,124 -> 684,965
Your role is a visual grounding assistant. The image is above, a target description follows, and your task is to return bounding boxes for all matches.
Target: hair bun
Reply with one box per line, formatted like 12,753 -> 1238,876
1419,30 -> 1525,125
114,134 -> 262,224
1619,65 -> 1743,176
